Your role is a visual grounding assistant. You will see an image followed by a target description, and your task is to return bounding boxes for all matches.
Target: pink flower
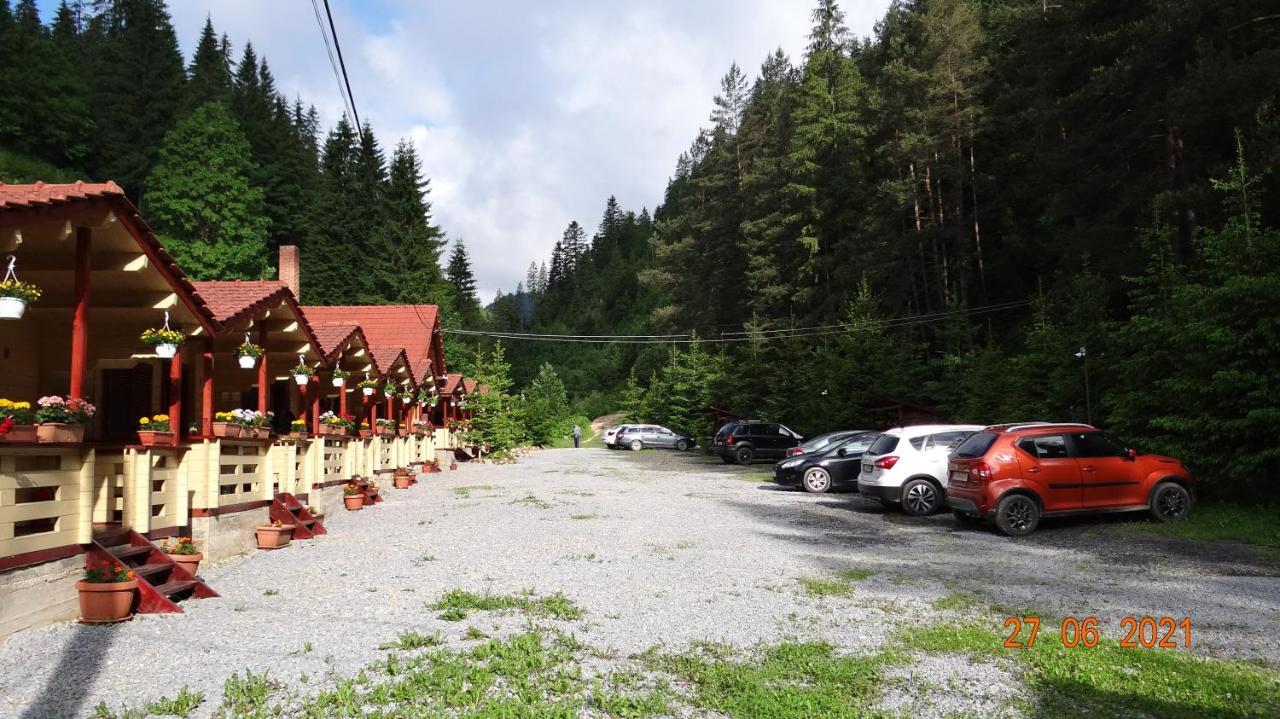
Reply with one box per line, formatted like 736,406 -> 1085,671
37,396 -> 65,407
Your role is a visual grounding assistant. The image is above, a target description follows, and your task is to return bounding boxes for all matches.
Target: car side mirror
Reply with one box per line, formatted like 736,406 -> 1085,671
837,448 -> 847,457
1126,448 -> 1138,460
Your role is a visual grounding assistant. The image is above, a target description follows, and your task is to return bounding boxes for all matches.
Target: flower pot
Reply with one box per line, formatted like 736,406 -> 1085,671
1,424 -> 37,442
76,579 -> 138,622
343,494 -> 364,511
237,355 -> 257,369
256,525 -> 294,550
253,427 -> 270,440
293,374 -> 310,386
155,343 -> 178,359
290,431 -> 308,440
212,422 -> 241,439
362,387 -> 375,396
0,296 -> 27,320
398,429 -> 410,438
394,475 -> 411,489
37,423 -> 84,443
137,430 -> 176,447
359,430 -> 372,439
332,377 -> 345,388
168,552 -> 202,576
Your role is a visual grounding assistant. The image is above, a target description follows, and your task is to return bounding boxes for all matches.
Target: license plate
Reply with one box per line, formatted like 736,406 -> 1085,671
950,470 -> 967,484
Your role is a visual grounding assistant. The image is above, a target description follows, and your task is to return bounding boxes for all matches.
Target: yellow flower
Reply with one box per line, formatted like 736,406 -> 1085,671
139,417 -> 150,425
16,402 -> 30,410
154,414 -> 169,421
0,399 -> 11,408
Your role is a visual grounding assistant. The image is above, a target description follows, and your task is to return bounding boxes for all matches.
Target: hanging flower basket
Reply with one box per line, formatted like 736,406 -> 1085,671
137,414 -> 175,447
0,257 -> 41,320
77,563 -> 137,623
357,378 -> 379,396
290,360 -> 314,387
235,341 -> 264,369
331,369 -> 350,388
140,327 -> 185,359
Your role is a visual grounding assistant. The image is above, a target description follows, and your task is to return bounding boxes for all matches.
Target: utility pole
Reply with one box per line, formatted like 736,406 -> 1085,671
1075,347 -> 1092,424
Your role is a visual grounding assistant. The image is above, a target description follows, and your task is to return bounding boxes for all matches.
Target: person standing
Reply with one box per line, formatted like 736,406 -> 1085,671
572,424 -> 581,448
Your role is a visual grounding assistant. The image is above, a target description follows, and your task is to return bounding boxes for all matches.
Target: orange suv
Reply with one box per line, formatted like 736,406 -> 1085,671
946,423 -> 1195,536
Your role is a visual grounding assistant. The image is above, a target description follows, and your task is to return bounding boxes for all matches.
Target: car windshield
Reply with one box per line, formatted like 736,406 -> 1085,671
823,434 -> 873,456
866,434 -> 899,455
799,432 -> 848,453
952,431 -> 997,458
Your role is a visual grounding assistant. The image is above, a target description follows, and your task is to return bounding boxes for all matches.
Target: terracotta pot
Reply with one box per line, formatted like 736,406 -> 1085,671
359,430 -> 372,439
212,422 -> 241,439
256,525 -> 294,550
137,430 -> 176,447
253,427 -> 270,440
76,579 -> 138,622
1,424 -> 37,442
168,552 -> 202,575
398,429 -> 410,437
394,476 -> 411,489
37,423 -> 85,443
290,431 -> 308,440
343,494 -> 364,511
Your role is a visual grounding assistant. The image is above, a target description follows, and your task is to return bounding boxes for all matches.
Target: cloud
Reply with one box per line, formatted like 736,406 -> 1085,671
154,1 -> 888,299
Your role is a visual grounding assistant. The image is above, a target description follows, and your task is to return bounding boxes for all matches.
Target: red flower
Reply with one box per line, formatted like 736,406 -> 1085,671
0,417 -> 12,436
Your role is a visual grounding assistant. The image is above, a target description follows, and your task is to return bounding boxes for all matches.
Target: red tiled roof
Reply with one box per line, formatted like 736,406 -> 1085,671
370,346 -> 411,380
463,379 -> 478,394
191,281 -> 287,323
442,373 -> 463,395
0,180 -> 125,209
301,305 -> 440,381
310,325 -> 377,369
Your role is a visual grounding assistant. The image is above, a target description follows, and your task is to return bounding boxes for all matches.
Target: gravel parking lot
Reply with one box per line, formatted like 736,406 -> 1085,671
2,448 -> 1277,718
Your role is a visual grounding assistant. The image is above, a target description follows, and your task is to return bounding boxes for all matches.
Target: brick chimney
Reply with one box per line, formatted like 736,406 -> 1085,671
279,245 -> 300,298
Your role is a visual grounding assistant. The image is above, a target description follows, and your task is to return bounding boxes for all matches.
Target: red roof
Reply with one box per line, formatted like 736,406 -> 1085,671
301,305 -> 440,380
463,379 -> 478,394
442,373 -> 463,395
0,180 -> 125,209
191,281 -> 288,324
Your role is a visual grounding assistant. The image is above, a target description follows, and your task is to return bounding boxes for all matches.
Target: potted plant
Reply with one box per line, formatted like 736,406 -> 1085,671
426,458 -> 442,474
212,411 -> 241,438
35,396 -> 95,443
375,418 -> 396,437
417,387 -> 435,405
160,536 -> 202,575
397,421 -> 411,438
399,390 -> 415,406
449,460 -> 459,472
331,368 -> 350,388
76,562 -> 137,623
358,420 -> 372,439
0,263 -> 41,320
383,381 -> 396,399
140,326 -> 185,359
357,377 -> 379,397
256,519 -> 294,550
290,360 -> 314,387
137,414 -> 176,447
235,340 -> 264,369
343,482 -> 364,511
255,411 -> 273,439
0,399 -> 37,442
289,418 -> 307,439
393,469 -> 412,489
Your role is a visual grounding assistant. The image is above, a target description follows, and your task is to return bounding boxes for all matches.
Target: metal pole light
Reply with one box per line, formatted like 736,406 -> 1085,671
1075,347 -> 1092,425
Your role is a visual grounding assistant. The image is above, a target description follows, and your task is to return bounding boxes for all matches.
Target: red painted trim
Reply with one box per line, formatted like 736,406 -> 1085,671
201,338 -> 214,436
147,526 -> 180,540
69,227 -> 91,399
0,543 -> 84,572
190,500 -> 272,517
257,325 -> 269,413
339,379 -> 348,418
169,345 -> 183,442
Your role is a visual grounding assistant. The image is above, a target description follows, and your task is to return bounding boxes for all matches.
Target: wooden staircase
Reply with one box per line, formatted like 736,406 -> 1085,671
89,529 -> 219,614
269,493 -> 326,539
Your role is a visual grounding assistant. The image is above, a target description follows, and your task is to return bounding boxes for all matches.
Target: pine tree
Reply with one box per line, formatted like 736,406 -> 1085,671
143,102 -> 270,280
301,117 -> 360,303
182,16 -> 230,114
446,239 -> 482,326
383,139 -> 448,304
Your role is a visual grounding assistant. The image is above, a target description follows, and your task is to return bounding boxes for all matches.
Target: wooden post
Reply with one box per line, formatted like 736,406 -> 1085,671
201,338 -> 213,435
257,325 -> 268,413
169,346 -> 183,441
387,395 -> 395,430
339,378 -> 348,418
310,375 -> 321,431
69,227 -> 91,398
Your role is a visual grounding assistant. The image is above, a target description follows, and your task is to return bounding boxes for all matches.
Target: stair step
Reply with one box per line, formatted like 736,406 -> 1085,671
301,519 -> 316,526
153,580 -> 197,597
130,563 -> 173,578
109,545 -> 151,561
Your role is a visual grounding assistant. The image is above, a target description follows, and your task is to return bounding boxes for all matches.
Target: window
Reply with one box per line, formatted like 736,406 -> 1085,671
750,424 -> 776,437
927,431 -> 973,451
836,435 -> 875,454
868,435 -> 900,455
1070,432 -> 1128,458
909,436 -> 926,450
1017,435 -> 1069,460
952,432 -> 998,459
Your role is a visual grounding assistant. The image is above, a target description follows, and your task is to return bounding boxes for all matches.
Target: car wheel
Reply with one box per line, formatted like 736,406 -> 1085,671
675,439 -> 689,451
952,511 -> 984,527
735,447 -> 754,465
802,468 -> 832,494
994,494 -> 1040,537
1149,482 -> 1191,523
629,439 -> 643,451
902,479 -> 941,516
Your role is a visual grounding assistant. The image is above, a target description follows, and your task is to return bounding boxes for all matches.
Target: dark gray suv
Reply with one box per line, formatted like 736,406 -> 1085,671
712,421 -> 803,465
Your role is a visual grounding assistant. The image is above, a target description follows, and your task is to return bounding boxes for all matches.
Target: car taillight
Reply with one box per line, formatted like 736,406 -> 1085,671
969,462 -> 992,482
726,434 -> 735,445
788,447 -> 802,456
874,456 -> 899,470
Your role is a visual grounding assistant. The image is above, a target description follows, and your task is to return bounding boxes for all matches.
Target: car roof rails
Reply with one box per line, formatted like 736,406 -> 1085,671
1004,422 -> 1096,433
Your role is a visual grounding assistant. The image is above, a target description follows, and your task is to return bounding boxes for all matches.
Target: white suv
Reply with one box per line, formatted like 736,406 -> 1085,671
857,424 -> 984,516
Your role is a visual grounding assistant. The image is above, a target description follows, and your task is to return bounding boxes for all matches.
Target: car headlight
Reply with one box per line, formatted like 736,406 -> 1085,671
780,459 -> 803,469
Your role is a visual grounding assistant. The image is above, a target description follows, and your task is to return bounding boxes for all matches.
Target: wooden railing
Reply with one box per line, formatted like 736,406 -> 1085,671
0,447 -> 93,561
213,440 -> 269,508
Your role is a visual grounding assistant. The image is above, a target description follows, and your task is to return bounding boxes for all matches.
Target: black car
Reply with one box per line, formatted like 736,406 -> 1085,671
785,430 -> 865,458
773,432 -> 879,493
712,420 -> 803,465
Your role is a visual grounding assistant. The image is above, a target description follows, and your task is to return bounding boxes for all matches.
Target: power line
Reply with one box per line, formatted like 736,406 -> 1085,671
322,0 -> 362,130
308,0 -> 356,124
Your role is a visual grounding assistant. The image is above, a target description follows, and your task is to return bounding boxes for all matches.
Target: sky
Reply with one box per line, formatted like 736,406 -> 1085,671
44,0 -> 890,298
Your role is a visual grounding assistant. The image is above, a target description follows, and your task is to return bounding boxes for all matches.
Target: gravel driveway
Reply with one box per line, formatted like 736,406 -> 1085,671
2,448 -> 1276,718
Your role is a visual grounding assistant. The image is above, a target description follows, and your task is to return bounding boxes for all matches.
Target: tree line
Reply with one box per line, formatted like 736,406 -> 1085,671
485,0 -> 1279,498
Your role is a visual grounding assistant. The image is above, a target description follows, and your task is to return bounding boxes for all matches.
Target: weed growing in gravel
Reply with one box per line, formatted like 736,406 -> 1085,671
145,687 -> 204,717
430,589 -> 585,621
377,630 -> 443,650
452,484 -> 494,498
262,588 -> 278,596
415,553 -> 436,564
512,493 -> 553,509
900,623 -> 1280,719
799,577 -> 856,598
218,669 -> 276,716
570,513 -> 600,520
464,625 -> 489,640
931,592 -> 981,612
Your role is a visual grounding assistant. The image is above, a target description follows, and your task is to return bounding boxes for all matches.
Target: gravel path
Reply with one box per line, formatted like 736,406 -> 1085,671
1,448 -> 1277,718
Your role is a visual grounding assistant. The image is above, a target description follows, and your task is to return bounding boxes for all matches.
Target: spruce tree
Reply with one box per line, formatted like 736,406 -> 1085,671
183,16 -> 230,114
446,239 -> 482,326
383,140 -> 448,304
301,117 -> 360,303
143,102 -> 270,280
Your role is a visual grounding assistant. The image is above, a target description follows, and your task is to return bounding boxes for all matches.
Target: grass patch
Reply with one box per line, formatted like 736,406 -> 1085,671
430,589 -> 585,621
570,513 -> 600,520
799,569 -> 874,598
648,641 -> 897,718
1123,502 -> 1280,550
219,669 -> 277,716
464,625 -> 489,640
262,588 -> 278,597
512,493 -> 553,509
377,630 -> 443,651
931,592 -> 981,612
144,687 -> 204,717
452,484 -> 494,498
901,623 -> 1280,719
